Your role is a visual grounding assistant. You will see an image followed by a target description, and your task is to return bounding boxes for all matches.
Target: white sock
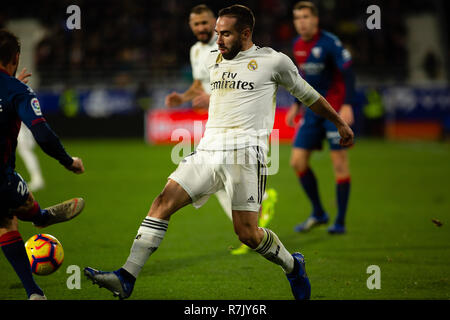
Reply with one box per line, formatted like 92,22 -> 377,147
122,217 -> 168,278
254,228 -> 295,274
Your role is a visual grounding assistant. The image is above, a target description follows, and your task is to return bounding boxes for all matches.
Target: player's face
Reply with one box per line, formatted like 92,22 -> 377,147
293,8 -> 319,38
189,12 -> 216,44
215,16 -> 242,60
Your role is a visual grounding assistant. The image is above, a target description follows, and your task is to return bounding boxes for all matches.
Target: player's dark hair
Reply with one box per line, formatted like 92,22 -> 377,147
190,4 -> 214,16
293,1 -> 319,16
218,5 -> 255,33
0,29 -> 20,65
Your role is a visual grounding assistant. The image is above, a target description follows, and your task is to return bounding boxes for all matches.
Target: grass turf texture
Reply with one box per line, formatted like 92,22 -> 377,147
1,139 -> 449,300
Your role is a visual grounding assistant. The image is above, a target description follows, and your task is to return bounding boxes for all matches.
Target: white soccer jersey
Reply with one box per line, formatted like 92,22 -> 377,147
190,35 -> 218,94
196,44 -> 321,152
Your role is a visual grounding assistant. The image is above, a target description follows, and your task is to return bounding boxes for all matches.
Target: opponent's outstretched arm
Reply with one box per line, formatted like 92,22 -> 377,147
309,96 -> 354,147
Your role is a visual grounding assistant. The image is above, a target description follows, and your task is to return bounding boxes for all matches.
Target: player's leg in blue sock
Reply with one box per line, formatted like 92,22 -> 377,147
336,177 -> 350,225
14,196 -> 49,226
329,150 -> 351,234
0,218 -> 44,298
297,168 -> 326,217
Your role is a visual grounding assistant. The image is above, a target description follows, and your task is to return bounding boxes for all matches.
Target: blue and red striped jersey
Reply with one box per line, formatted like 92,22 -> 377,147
292,30 -> 355,111
0,69 -> 72,178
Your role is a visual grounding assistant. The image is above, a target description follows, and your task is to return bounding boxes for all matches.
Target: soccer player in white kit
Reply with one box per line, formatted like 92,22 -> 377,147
17,125 -> 45,191
164,4 -> 277,255
85,5 -> 354,300
15,68 -> 45,192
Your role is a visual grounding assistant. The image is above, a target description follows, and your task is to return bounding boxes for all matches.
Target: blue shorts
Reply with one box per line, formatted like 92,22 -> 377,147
0,171 -> 30,219
293,108 -> 346,151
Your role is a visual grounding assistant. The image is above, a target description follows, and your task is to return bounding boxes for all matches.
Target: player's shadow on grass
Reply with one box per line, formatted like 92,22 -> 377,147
140,249 -> 230,276
278,230 -> 335,249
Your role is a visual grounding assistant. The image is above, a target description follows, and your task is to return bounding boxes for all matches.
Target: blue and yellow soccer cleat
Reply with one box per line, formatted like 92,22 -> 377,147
230,243 -> 250,255
259,188 -> 278,228
84,267 -> 134,300
286,252 -> 311,300
294,213 -> 329,233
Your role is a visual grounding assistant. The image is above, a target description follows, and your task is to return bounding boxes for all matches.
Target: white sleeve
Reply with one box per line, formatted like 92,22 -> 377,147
190,46 -> 200,80
190,45 -> 210,83
272,52 -> 320,107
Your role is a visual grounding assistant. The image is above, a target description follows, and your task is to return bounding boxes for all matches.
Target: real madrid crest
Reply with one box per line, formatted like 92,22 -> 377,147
247,59 -> 258,71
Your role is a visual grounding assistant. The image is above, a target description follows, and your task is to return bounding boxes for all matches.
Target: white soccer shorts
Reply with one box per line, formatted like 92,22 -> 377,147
168,146 -> 267,213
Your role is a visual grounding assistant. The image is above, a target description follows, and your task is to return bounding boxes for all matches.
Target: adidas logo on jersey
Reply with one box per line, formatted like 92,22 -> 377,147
247,196 -> 255,203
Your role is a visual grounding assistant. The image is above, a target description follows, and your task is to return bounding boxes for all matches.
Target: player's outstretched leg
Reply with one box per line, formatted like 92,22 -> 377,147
84,179 -> 190,299
231,188 -> 278,256
33,198 -> 85,228
84,216 -> 168,299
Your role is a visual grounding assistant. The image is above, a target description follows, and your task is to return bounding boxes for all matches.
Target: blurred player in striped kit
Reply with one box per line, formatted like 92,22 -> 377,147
286,1 -> 356,234
165,4 -> 277,255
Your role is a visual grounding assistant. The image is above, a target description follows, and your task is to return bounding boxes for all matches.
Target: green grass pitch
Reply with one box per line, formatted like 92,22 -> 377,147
1,138 -> 449,300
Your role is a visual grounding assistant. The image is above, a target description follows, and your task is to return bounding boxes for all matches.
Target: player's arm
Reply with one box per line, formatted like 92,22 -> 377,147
285,100 -> 304,127
14,92 -> 84,174
330,39 -> 356,125
165,80 -> 205,108
274,53 -> 353,146
309,96 -> 353,146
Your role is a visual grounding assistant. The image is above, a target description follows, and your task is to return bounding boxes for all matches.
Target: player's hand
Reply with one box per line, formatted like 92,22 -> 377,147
165,92 -> 183,108
192,91 -> 210,110
338,123 -> 354,147
16,68 -> 32,84
66,157 -> 85,174
339,104 -> 354,126
285,102 -> 300,127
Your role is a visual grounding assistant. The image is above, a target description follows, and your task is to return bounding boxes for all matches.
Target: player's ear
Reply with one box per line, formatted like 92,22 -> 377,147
13,52 -> 20,67
241,27 -> 251,41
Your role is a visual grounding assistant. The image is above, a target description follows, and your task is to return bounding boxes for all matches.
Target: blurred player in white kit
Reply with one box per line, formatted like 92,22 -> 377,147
16,68 -> 45,192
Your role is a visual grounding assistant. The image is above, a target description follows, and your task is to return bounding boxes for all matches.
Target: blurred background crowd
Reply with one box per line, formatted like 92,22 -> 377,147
1,0 -> 449,140
1,0 -> 448,87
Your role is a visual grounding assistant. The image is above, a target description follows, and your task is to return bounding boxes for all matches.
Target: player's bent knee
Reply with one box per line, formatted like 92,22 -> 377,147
235,228 -> 259,249
290,149 -> 309,173
0,215 -> 18,233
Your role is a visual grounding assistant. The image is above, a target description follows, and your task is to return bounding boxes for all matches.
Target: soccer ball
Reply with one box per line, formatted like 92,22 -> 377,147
25,234 -> 64,275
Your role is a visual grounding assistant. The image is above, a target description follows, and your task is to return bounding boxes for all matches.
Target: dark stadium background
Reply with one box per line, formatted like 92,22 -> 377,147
1,0 -> 448,139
